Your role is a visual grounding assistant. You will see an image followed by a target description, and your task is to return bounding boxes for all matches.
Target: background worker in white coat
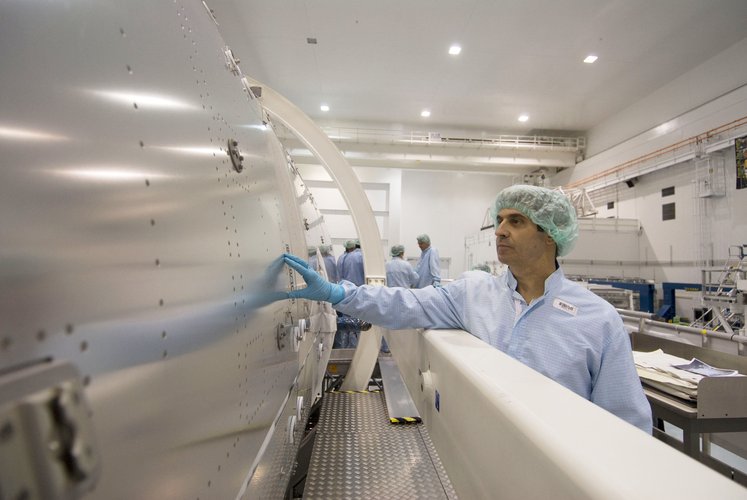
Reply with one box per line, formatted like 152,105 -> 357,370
385,244 -> 418,288
414,234 -> 440,288
320,244 -> 338,283
280,185 -> 652,432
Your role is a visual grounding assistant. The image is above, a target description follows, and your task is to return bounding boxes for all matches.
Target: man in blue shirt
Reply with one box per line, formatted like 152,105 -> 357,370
386,245 -> 419,288
320,245 -> 339,283
414,234 -> 441,288
337,240 -> 365,286
281,185 -> 652,432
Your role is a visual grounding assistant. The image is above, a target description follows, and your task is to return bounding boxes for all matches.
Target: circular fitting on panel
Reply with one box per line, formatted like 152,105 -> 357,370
227,138 -> 244,173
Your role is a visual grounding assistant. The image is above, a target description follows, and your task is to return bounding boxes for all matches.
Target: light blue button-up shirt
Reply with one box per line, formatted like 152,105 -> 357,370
335,267 -> 652,432
414,246 -> 440,288
386,256 -> 419,288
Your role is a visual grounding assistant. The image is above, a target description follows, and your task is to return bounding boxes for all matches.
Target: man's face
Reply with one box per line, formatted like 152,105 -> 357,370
495,208 -> 554,267
417,240 -> 429,251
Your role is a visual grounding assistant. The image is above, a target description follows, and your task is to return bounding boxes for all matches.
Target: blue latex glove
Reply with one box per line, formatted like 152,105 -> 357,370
283,253 -> 346,304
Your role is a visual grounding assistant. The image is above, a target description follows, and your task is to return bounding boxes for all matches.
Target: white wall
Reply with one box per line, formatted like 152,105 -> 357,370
297,163 -> 511,277
586,147 -> 747,284
296,164 -> 401,263
399,170 -> 511,276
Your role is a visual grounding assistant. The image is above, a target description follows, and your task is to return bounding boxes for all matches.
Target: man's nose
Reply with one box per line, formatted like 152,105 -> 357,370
495,220 -> 507,237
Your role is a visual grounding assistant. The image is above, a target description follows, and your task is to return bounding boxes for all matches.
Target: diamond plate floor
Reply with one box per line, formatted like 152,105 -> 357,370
304,391 -> 458,499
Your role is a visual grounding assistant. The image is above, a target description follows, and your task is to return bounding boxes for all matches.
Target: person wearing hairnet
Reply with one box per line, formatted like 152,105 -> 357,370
307,246 -> 320,273
385,245 -> 419,288
319,245 -> 339,283
414,234 -> 440,288
333,240 -> 365,348
337,240 -> 365,286
281,185 -> 652,432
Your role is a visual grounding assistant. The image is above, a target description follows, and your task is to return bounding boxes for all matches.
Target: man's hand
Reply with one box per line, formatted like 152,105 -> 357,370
284,253 -> 346,304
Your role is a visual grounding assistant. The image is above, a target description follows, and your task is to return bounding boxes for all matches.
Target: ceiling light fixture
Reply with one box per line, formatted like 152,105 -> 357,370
421,110 -> 431,118
320,104 -> 330,112
583,55 -> 598,64
518,114 -> 529,122
448,44 -> 462,56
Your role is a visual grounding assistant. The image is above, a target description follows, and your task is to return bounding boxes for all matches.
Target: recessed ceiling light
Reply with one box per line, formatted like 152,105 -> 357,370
320,104 -> 330,112
448,44 -> 462,56
518,114 -> 529,122
421,109 -> 431,118
584,55 -> 598,64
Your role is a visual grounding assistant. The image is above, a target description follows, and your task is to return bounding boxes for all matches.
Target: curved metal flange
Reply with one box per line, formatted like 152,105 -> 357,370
244,77 -> 385,390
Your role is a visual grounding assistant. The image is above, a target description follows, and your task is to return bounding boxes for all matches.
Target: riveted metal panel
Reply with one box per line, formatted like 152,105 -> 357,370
0,1 -> 322,498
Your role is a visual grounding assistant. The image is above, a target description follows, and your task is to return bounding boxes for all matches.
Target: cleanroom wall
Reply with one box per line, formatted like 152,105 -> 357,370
297,163 -> 511,277
296,164 -> 402,264
399,170 -> 511,276
553,34 -> 747,285
587,148 -> 747,284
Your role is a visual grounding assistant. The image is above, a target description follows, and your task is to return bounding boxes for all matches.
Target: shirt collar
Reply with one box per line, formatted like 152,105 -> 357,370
506,266 -> 565,296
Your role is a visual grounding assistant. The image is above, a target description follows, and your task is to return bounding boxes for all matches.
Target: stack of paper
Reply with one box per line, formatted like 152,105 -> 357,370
633,349 -> 742,401
633,349 -> 700,401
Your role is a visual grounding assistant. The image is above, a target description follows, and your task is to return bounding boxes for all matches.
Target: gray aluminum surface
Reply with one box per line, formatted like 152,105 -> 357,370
0,1 -> 327,498
305,391 -> 457,499
379,356 -> 422,421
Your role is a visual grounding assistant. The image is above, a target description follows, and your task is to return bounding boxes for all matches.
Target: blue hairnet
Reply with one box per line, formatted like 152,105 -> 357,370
390,244 -> 405,257
307,246 -> 317,256
490,185 -> 578,256
344,240 -> 357,250
416,234 -> 430,244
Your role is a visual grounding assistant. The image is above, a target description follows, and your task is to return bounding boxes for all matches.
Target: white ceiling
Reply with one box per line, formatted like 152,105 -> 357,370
211,0 -> 747,138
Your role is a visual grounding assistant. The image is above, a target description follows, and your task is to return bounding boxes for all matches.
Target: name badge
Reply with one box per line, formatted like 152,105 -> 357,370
553,298 -> 578,316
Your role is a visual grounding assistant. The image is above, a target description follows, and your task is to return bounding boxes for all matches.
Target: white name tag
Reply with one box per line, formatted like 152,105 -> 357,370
553,298 -> 578,316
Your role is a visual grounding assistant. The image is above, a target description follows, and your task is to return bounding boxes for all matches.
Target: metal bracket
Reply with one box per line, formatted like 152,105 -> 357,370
227,139 -> 244,173
277,323 -> 292,351
223,46 -> 240,76
0,361 -> 100,500
365,275 -> 387,287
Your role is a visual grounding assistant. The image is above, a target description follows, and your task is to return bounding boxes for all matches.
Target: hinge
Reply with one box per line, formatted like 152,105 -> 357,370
224,46 -> 240,76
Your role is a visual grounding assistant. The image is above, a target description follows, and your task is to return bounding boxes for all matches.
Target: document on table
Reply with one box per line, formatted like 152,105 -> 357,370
671,358 -> 739,377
